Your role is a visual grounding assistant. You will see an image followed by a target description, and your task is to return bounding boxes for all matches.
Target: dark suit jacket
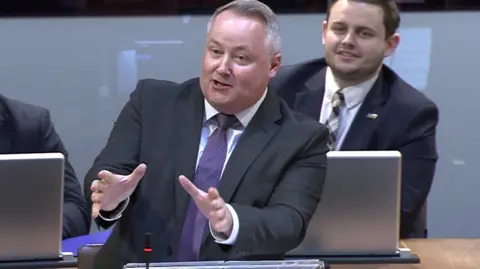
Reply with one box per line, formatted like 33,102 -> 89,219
0,95 -> 90,239
269,58 -> 439,238
83,78 -> 329,269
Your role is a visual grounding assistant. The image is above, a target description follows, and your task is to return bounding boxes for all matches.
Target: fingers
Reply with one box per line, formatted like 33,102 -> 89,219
129,163 -> 147,182
92,202 -> 101,218
179,175 -> 200,197
91,191 -> 102,218
97,163 -> 146,185
207,188 -> 226,222
209,206 -> 226,221
208,188 -> 223,209
91,191 -> 101,202
90,179 -> 106,192
209,201 -> 231,234
207,187 -> 220,201
90,164 -> 146,219
97,170 -> 116,184
90,184 -> 104,218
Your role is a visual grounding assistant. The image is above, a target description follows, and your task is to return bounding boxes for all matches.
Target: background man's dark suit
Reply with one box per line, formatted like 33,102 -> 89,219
0,95 -> 90,239
84,78 -> 329,269
269,58 -> 439,238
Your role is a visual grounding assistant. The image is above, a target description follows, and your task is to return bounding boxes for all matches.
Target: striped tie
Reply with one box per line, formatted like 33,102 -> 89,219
324,90 -> 345,150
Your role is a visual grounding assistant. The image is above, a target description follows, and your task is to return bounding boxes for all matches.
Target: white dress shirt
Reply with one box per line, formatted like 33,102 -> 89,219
99,88 -> 268,246
320,67 -> 377,150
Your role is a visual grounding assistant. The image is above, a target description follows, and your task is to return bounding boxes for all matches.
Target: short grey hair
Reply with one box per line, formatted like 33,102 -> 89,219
206,0 -> 281,54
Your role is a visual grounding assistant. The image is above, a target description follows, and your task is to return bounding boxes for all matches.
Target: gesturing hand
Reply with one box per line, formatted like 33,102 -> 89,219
90,164 -> 147,218
179,175 -> 233,236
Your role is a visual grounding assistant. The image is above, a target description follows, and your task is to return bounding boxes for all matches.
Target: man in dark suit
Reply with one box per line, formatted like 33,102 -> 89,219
0,95 -> 90,239
84,1 -> 329,268
270,0 -> 439,238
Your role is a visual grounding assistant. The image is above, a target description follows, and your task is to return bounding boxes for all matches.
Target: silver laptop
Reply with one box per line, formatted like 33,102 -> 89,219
0,153 -> 64,261
288,150 -> 401,257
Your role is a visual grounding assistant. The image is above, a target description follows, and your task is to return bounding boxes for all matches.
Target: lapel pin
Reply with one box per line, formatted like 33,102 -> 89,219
366,113 -> 378,119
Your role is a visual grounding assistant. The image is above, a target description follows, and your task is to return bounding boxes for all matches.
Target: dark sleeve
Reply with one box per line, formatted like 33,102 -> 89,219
398,103 -> 439,238
231,126 -> 329,257
38,109 -> 90,239
83,81 -> 144,229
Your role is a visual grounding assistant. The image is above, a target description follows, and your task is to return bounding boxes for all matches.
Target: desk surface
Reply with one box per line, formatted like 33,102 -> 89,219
34,239 -> 480,269
334,239 -> 480,269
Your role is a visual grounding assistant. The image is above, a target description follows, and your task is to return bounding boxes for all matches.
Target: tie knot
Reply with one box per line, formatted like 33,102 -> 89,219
332,90 -> 345,108
216,113 -> 238,130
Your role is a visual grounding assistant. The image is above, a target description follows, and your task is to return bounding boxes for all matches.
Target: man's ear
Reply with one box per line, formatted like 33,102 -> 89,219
384,33 -> 400,58
269,52 -> 281,78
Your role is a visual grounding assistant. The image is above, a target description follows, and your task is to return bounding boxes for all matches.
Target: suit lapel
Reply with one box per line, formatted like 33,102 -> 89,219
293,68 -> 327,121
340,72 -> 387,150
201,91 -> 282,245
173,82 -> 205,224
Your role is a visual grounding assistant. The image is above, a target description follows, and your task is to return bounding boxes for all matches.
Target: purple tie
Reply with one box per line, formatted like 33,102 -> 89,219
176,113 -> 238,261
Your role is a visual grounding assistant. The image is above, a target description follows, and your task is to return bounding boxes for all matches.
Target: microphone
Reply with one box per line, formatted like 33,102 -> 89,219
144,233 -> 152,269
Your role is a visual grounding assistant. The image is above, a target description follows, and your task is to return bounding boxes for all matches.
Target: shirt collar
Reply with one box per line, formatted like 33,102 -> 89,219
204,88 -> 268,128
325,67 -> 377,109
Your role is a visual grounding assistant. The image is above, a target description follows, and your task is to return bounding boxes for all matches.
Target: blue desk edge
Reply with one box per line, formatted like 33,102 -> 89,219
61,230 -> 111,256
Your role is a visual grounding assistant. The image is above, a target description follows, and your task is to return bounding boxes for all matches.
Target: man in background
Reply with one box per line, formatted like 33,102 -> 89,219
84,0 -> 328,268
0,94 -> 90,238
271,0 -> 439,238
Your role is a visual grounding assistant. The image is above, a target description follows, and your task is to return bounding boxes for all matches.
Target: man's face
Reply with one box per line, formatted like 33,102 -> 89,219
200,10 -> 281,114
322,0 -> 399,85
